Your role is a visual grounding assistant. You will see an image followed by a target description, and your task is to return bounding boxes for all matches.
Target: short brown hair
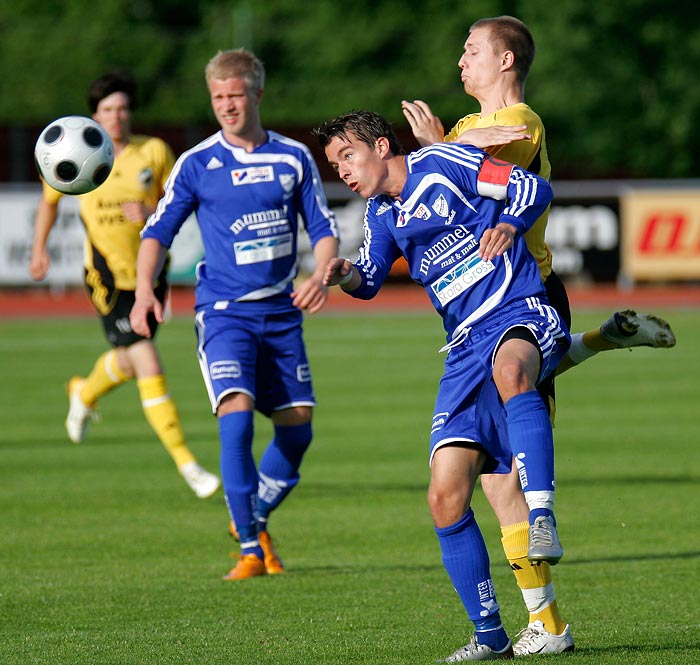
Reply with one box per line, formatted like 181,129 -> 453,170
470,16 -> 535,84
313,109 -> 405,156
87,70 -> 137,113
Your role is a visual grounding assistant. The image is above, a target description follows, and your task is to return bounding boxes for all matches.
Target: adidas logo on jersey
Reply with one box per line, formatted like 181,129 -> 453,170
206,157 -> 224,170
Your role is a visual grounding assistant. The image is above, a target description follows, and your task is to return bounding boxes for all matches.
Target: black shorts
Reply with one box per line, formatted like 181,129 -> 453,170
538,270 -> 571,416
84,258 -> 169,348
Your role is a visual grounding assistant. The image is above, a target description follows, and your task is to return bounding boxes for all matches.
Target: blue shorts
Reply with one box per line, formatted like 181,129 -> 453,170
429,297 -> 570,473
194,303 -> 316,416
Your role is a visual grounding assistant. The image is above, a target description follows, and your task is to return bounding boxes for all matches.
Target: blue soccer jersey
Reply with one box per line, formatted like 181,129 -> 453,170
348,143 -> 553,345
142,130 -> 338,309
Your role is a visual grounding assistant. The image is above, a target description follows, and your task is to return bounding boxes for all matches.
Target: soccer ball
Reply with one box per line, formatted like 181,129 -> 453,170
34,115 -> 114,195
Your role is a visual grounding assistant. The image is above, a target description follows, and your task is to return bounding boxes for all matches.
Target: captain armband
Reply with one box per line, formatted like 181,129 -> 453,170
476,157 -> 515,200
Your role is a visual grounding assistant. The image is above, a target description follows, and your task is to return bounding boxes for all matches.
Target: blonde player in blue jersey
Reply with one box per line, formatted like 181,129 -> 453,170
131,49 -> 339,581
315,109 -> 570,661
30,70 -> 220,500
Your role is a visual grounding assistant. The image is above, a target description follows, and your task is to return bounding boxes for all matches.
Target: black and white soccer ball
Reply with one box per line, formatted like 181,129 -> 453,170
34,115 -> 114,194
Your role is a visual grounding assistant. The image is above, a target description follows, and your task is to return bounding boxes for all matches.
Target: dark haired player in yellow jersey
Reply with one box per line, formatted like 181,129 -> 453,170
402,15 -> 675,658
29,70 -> 220,499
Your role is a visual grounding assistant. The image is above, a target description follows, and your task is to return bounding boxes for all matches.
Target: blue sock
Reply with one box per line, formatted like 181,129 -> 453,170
435,510 -> 509,652
257,422 -> 312,524
219,411 -> 263,558
505,390 -> 555,495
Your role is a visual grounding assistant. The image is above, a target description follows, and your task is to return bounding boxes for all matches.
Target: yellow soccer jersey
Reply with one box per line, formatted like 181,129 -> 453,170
445,103 -> 553,280
43,135 -> 175,291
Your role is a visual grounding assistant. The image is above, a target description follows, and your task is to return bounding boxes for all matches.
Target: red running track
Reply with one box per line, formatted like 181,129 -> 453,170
1,283 -> 698,319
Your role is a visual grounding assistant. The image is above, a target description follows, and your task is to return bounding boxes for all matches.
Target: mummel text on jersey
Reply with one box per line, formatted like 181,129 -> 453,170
142,130 -> 338,310
348,143 -> 553,342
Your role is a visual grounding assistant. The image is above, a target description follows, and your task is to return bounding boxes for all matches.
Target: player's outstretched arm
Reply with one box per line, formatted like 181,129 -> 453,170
453,125 -> 531,149
291,235 -> 338,314
131,237 -> 168,337
401,100 -> 445,147
29,197 -> 59,281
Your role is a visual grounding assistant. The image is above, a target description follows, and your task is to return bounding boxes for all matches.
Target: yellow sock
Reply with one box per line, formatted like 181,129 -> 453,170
137,375 -> 196,469
501,521 -> 567,635
81,350 -> 130,405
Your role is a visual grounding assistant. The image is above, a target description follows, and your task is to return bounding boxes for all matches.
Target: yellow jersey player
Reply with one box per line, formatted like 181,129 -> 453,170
30,70 -> 220,500
402,15 -> 675,658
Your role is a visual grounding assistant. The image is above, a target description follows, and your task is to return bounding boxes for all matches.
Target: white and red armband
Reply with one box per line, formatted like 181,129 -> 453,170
476,156 -> 515,201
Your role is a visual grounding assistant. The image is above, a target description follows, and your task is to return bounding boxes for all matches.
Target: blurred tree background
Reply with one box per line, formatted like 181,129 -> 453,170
2,0 -> 699,179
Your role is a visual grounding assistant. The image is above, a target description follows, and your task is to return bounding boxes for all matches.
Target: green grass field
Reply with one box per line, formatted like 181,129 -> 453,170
1,308 -> 698,664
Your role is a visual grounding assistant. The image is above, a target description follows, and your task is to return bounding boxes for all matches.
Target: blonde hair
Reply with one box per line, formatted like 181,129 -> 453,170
205,48 -> 265,90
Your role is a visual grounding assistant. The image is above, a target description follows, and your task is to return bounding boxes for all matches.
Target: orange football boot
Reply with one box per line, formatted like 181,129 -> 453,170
222,554 -> 266,581
259,530 -> 285,575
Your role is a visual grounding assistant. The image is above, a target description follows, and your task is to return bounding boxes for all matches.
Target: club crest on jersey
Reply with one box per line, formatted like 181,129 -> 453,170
279,173 -> 296,194
138,168 -> 154,190
432,194 -> 449,218
231,166 -> 274,186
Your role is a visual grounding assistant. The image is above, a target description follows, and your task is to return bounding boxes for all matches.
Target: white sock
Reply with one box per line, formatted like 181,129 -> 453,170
566,332 -> 598,365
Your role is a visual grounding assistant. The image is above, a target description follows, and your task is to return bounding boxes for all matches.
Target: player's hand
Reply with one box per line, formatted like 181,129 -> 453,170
291,274 -> 329,314
454,125 -> 530,149
479,223 -> 517,261
323,257 -> 355,287
29,247 -> 50,281
129,292 -> 162,338
401,100 -> 444,147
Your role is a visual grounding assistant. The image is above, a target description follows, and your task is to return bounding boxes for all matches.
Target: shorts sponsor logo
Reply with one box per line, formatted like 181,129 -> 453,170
231,166 -> 274,185
431,411 -> 448,434
296,363 -> 311,382
210,360 -> 241,379
430,252 -> 495,306
115,317 -> 132,334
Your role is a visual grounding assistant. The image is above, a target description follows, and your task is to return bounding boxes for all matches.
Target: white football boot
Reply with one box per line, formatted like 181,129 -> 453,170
600,310 -> 676,348
513,620 -> 574,656
438,636 -> 514,661
65,377 -> 98,443
180,462 -> 221,499
528,515 -> 563,565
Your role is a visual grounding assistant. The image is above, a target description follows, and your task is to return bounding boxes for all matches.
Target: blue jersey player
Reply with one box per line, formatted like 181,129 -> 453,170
131,49 -> 339,581
315,110 -> 570,661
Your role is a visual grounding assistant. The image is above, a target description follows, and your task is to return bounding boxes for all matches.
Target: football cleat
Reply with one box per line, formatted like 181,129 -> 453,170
259,530 -> 285,575
228,519 -> 240,542
65,376 -> 98,444
528,515 -> 563,565
600,310 -> 676,349
438,636 -> 513,661
222,553 -> 266,581
513,621 -> 574,656
179,462 -> 221,499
